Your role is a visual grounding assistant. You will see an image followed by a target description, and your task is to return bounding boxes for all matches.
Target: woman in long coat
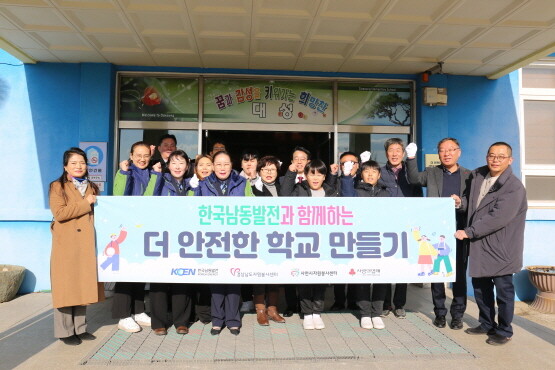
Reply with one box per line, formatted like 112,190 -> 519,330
49,147 -> 104,345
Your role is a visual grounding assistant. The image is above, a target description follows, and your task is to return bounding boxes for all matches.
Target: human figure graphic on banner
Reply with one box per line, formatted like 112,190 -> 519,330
101,225 -> 127,271
412,226 -> 438,276
432,235 -> 453,277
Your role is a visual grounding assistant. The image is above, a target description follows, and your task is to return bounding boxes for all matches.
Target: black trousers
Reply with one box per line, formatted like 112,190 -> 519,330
472,274 -> 515,338
211,284 -> 241,328
191,284 -> 211,323
431,239 -> 468,319
112,282 -> 146,319
333,284 -> 357,306
284,284 -> 298,310
298,284 -> 326,315
241,284 -> 253,302
383,283 -> 407,309
354,284 -> 386,317
149,283 -> 192,330
252,284 -> 279,297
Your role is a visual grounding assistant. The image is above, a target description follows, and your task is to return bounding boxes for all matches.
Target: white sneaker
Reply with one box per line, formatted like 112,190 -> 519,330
361,316 -> 373,329
133,312 -> 151,327
312,314 -> 325,330
303,314 -> 315,330
240,300 -> 254,313
118,317 -> 141,333
371,317 -> 385,329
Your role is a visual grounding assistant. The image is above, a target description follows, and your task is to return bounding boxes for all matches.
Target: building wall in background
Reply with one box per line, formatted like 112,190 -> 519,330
1,50 -> 551,301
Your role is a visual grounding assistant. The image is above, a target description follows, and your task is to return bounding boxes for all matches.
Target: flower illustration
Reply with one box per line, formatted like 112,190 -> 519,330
142,86 -> 161,106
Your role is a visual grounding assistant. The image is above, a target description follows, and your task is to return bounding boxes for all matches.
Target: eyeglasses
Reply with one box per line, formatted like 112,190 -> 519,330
340,161 -> 359,165
214,162 -> 231,168
438,148 -> 459,154
487,154 -> 509,162
260,168 -> 277,174
133,154 -> 151,159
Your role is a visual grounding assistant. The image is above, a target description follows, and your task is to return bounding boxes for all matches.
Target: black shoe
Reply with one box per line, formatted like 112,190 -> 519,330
78,332 -> 96,341
347,303 -> 358,310
229,328 -> 240,336
450,318 -> 463,330
486,333 -> 511,345
465,325 -> 496,335
60,335 -> 82,346
433,316 -> 446,328
330,302 -> 345,311
210,327 -> 222,336
283,309 -> 295,317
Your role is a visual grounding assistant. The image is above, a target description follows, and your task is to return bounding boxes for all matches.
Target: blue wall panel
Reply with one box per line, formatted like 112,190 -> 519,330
1,222 -> 52,292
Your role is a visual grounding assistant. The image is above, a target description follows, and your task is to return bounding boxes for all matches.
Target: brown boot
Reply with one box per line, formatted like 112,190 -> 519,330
267,288 -> 285,323
255,304 -> 269,326
267,306 -> 285,323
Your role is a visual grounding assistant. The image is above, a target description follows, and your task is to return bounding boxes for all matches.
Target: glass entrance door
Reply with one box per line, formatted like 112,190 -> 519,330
204,130 -> 333,174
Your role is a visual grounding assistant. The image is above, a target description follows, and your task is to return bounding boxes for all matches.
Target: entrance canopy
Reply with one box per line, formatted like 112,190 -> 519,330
1,0 -> 555,79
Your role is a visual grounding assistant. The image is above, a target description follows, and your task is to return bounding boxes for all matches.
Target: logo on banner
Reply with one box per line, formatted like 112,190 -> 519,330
230,268 -> 240,276
171,268 -> 197,276
291,268 -> 300,277
349,268 -> 356,276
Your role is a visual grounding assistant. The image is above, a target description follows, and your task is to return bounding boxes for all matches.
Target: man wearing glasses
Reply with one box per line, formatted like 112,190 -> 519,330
454,142 -> 527,346
406,138 -> 471,330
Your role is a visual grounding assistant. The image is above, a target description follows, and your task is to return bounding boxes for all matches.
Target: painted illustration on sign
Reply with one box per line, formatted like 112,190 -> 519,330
338,84 -> 412,126
203,80 -> 333,124
100,226 -> 127,272
95,197 -> 456,284
119,76 -> 198,121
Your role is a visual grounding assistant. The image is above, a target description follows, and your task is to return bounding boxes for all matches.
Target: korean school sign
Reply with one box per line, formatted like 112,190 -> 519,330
96,197 -> 456,284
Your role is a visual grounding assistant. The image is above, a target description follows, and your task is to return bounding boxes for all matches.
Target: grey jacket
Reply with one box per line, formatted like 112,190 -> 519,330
406,158 -> 471,228
462,165 -> 527,278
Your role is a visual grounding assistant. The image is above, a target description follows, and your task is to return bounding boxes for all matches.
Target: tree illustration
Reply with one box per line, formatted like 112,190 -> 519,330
368,93 -> 411,126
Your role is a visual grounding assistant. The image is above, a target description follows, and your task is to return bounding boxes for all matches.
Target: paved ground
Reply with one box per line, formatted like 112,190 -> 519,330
0,285 -> 554,369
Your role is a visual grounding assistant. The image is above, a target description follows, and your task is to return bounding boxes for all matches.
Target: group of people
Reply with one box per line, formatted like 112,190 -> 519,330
49,134 -> 526,347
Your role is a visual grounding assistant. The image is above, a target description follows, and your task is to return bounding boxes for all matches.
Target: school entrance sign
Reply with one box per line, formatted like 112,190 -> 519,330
95,197 -> 456,284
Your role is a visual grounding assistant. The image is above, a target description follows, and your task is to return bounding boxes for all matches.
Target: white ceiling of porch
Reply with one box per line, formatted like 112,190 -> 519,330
1,0 -> 555,78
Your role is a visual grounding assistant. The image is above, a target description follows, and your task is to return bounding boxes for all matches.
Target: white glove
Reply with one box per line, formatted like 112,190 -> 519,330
189,173 -> 199,188
360,151 -> 371,163
406,143 -> 417,158
254,176 -> 263,191
343,161 -> 354,176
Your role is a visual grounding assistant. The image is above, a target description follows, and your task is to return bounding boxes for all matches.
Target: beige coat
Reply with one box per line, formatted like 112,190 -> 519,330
49,181 -> 104,308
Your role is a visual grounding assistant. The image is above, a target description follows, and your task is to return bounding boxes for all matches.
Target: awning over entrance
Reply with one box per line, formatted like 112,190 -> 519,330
1,0 -> 555,79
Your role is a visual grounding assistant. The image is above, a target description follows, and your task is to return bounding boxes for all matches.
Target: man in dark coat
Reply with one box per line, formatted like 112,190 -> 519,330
380,138 -> 423,319
455,142 -> 527,346
406,138 -> 471,330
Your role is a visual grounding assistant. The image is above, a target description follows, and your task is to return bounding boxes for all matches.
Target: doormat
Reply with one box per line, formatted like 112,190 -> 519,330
80,312 -> 474,365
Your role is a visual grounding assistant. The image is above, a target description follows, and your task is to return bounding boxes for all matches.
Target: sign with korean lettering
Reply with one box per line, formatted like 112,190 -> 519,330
203,79 -> 333,124
80,142 -> 107,182
95,197 -> 456,283
338,83 -> 412,126
119,76 -> 198,121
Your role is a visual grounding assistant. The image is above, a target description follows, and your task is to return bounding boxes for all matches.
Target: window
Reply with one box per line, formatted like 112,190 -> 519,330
520,67 -> 555,204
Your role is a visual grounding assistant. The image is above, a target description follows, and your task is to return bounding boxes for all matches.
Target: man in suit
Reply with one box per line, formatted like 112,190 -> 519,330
406,138 -> 471,330
454,142 -> 527,346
